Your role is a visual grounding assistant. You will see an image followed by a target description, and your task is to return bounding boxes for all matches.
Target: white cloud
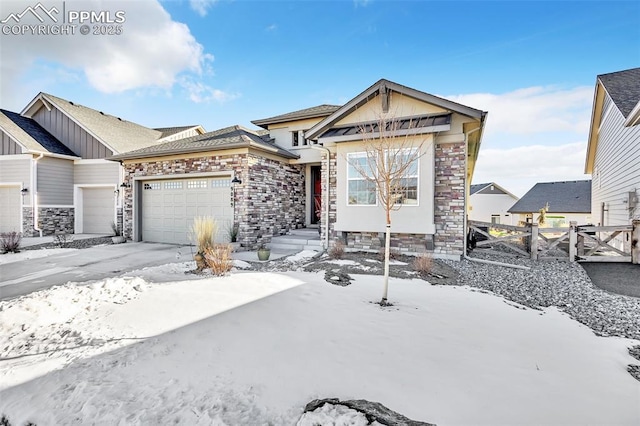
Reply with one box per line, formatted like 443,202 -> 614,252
0,0 -> 219,106
180,78 -> 239,103
266,24 -> 277,32
473,142 -> 590,197
189,0 -> 217,17
446,86 -> 594,139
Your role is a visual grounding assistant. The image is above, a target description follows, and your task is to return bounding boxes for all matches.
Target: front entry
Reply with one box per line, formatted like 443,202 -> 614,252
311,166 -> 321,224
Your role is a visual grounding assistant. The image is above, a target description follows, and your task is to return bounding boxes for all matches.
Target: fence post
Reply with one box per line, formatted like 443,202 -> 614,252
633,220 -> 640,264
569,221 -> 577,262
530,222 -> 538,260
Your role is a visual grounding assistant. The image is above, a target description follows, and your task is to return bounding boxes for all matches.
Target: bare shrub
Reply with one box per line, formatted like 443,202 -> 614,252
0,232 -> 22,254
204,244 -> 233,275
328,240 -> 345,259
53,233 -> 74,248
190,216 -> 217,271
412,253 -> 433,276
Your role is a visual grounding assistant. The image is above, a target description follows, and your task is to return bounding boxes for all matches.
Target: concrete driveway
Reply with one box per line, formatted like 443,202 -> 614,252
580,262 -> 640,298
0,242 -> 190,300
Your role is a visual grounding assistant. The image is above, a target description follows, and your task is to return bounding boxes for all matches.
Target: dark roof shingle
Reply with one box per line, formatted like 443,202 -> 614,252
110,125 -> 298,160
508,180 -> 591,213
0,109 -> 77,156
598,67 -> 640,118
251,104 -> 341,128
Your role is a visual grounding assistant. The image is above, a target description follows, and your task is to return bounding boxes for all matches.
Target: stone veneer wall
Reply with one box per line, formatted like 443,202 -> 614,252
122,153 -> 304,248
22,207 -> 74,236
320,151 -> 338,246
241,154 -> 305,248
322,141 -> 466,259
433,141 -> 466,258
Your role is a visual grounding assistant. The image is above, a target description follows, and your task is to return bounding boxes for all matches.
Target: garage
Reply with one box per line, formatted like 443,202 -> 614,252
82,187 -> 115,234
141,176 -> 233,245
0,185 -> 21,233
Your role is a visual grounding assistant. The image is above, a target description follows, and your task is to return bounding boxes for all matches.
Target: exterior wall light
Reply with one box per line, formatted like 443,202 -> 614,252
20,188 -> 28,194
231,176 -> 242,185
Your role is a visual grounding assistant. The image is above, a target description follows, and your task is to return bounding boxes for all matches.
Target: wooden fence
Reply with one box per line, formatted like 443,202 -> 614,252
468,220 -> 640,263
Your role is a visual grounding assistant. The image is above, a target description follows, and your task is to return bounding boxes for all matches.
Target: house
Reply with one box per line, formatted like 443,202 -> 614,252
469,182 -> 519,225
0,93 -> 204,235
584,67 -> 640,227
508,180 -> 592,227
112,79 -> 487,260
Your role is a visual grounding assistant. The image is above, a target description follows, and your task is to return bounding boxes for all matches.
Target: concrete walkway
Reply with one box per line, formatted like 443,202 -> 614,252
0,241 -> 303,300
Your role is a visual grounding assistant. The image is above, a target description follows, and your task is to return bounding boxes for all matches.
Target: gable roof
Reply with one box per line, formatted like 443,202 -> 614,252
0,109 -> 78,157
470,182 -> 518,198
598,67 -> 640,119
109,125 -> 299,161
585,67 -> 640,173
305,79 -> 487,141
252,104 -> 341,129
155,125 -> 204,139
508,180 -> 591,214
21,93 -> 163,154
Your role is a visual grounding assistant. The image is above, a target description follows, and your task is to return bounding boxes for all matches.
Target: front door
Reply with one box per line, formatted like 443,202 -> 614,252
311,166 -> 321,224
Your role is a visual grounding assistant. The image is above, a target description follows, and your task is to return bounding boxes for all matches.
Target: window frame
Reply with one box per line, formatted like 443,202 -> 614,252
346,152 -> 377,206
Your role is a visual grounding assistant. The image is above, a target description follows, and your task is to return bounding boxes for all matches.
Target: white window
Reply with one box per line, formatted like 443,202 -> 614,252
211,178 -> 231,187
346,150 -> 419,206
144,182 -> 161,190
393,149 -> 419,205
187,180 -> 207,189
292,131 -> 299,147
491,214 -> 500,224
164,181 -> 183,190
347,153 -> 376,205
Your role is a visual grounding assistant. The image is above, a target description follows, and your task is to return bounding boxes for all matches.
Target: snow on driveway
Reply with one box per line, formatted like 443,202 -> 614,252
0,266 -> 638,425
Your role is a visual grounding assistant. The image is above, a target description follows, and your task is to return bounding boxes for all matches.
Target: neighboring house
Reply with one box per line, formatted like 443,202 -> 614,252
508,180 -> 592,227
112,78 -> 487,260
0,93 -> 204,235
584,67 -> 640,227
469,182 -> 519,225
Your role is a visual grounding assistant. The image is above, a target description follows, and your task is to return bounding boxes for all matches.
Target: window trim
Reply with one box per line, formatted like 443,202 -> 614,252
346,152 -> 377,206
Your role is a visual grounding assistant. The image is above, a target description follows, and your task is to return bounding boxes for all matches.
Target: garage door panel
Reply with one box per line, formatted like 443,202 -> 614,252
83,187 -> 114,234
142,177 -> 233,245
0,186 -> 21,233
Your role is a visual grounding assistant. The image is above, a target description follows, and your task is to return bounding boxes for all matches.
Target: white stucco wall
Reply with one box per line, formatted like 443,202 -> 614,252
332,135 -> 435,234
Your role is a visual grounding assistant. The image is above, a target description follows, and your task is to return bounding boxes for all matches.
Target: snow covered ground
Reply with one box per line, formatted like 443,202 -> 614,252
1,260 -> 639,425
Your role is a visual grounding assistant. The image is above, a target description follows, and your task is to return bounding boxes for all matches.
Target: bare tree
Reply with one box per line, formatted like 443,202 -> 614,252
348,114 -> 426,305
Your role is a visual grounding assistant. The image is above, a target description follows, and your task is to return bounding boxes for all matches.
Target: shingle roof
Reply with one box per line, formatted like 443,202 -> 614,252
508,180 -> 591,214
470,183 -> 491,195
154,125 -> 201,139
251,104 -> 341,129
33,93 -> 163,153
109,125 -> 298,161
598,67 -> 640,118
0,109 -> 78,156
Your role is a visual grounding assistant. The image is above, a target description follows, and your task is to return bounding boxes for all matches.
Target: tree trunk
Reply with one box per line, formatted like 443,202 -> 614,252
381,223 -> 391,305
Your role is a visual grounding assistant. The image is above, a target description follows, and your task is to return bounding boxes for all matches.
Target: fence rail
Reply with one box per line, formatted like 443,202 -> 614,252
468,220 -> 639,263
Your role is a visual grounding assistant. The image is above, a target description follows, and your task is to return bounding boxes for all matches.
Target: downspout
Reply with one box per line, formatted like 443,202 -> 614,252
311,144 -> 331,250
462,129 -> 529,270
33,153 -> 44,237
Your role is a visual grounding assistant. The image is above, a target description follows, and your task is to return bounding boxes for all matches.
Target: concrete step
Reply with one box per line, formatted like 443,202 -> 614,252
269,242 -> 306,251
289,228 -> 321,238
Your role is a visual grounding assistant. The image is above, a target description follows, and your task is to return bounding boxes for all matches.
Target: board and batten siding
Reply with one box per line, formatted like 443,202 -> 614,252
32,106 -> 112,159
0,130 -> 22,155
592,93 -> 640,226
37,157 -> 74,205
74,161 -> 120,185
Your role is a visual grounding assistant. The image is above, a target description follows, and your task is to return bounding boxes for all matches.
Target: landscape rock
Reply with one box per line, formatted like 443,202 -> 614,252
302,398 -> 436,426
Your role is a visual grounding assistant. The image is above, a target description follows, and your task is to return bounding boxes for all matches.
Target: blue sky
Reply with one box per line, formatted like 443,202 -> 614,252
1,0 -> 638,196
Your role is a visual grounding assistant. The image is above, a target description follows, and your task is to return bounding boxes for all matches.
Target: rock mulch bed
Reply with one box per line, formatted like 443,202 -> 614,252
20,236 -> 113,251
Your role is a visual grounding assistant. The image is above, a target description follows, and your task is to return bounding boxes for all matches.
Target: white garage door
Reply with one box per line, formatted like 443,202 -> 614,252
83,187 -> 115,234
141,177 -> 233,245
0,186 -> 21,233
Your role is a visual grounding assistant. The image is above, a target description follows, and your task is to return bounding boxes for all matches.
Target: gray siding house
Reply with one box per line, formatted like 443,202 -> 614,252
585,67 -> 640,226
0,93 -> 204,236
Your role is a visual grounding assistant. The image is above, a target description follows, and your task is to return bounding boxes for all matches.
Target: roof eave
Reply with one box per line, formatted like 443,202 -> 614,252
306,79 -> 486,141
251,111 -> 336,129
584,79 -> 603,174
